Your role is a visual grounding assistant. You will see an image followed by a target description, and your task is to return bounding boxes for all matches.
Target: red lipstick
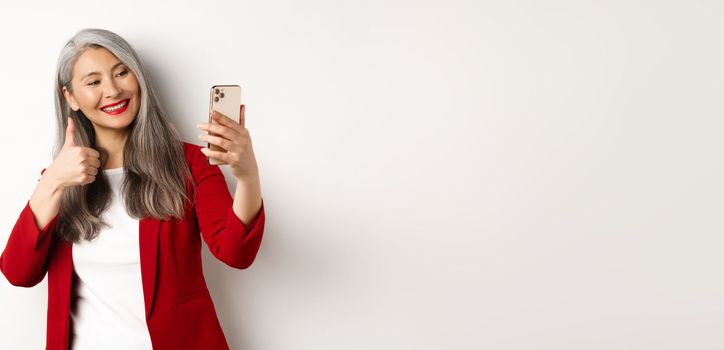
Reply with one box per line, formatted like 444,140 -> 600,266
100,99 -> 130,115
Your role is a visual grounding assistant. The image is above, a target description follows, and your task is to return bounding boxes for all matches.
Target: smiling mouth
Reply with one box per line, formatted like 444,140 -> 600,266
101,99 -> 130,114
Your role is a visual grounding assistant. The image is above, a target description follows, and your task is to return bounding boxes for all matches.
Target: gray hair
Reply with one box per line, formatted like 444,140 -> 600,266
54,28 -> 194,242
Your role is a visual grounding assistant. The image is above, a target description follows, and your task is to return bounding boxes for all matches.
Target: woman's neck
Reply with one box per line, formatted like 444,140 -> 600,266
96,130 -> 129,169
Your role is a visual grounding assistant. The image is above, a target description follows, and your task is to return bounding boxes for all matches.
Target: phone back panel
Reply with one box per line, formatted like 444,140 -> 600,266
208,85 -> 241,164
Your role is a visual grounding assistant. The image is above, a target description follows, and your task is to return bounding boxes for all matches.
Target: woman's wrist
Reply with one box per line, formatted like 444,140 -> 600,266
234,171 -> 260,187
40,168 -> 66,193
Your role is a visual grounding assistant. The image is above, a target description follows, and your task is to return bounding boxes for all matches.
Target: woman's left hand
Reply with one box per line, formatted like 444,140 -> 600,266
197,105 -> 260,184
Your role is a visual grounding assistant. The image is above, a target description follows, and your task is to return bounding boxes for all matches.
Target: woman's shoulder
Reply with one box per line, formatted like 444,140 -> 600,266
181,141 -> 204,165
181,141 -> 221,178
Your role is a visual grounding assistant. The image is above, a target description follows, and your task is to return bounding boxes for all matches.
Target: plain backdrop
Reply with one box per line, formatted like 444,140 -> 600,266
1,0 -> 723,349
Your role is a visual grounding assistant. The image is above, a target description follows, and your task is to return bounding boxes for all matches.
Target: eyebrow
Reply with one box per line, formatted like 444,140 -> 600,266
79,61 -> 126,80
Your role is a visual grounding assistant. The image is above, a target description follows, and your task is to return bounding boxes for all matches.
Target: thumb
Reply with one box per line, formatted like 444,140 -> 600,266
239,104 -> 246,128
64,117 -> 76,146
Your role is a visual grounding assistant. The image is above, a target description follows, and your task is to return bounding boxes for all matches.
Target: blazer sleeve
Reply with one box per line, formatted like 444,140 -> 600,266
0,169 -> 59,287
189,146 -> 266,269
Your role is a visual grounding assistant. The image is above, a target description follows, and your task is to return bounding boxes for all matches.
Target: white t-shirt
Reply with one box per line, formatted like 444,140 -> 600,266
70,167 -> 153,349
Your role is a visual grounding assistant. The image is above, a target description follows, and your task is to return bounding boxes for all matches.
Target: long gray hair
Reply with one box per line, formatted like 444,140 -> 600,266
54,28 -> 193,242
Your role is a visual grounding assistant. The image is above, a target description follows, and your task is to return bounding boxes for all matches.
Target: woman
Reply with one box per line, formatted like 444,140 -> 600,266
0,28 -> 265,349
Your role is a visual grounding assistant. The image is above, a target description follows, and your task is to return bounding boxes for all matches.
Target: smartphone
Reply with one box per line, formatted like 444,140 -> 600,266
207,85 -> 241,165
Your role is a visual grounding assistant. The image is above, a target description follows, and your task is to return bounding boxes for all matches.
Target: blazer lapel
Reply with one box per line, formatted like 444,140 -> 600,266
139,217 -> 160,319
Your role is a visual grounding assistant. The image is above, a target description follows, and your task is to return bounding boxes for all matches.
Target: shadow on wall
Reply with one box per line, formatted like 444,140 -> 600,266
200,195 -> 360,349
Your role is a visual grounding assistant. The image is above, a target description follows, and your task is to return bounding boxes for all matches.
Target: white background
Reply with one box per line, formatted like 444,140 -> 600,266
1,0 -> 723,349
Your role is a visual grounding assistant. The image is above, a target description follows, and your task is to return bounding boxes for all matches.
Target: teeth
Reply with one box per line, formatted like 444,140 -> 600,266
102,100 -> 128,112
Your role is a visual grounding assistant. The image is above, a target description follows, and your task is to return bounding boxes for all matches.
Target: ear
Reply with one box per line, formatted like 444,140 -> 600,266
62,86 -> 80,111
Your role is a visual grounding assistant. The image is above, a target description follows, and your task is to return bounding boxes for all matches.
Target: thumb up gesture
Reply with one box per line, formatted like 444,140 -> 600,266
44,117 -> 101,188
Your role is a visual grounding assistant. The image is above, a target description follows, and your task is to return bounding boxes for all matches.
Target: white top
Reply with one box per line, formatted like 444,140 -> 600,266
70,167 -> 153,349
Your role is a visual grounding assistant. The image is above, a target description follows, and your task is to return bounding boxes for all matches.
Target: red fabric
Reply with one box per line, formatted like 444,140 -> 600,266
0,142 -> 266,349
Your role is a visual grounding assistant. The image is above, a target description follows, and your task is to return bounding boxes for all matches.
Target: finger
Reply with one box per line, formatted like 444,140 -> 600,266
84,157 -> 101,169
65,117 -> 76,146
239,104 -> 246,128
197,122 -> 239,140
200,147 -> 229,163
81,147 -> 101,159
198,133 -> 233,151
84,165 -> 99,176
211,110 -> 242,130
82,174 -> 97,185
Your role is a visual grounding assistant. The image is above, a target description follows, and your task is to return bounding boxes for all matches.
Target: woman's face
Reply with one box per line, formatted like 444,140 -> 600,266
62,47 -> 141,137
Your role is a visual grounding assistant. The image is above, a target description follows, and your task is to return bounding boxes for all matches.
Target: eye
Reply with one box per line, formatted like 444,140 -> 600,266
87,80 -> 100,86
116,70 -> 129,77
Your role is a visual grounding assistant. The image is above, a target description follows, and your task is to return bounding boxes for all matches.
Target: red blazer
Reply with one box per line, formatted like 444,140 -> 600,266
0,142 -> 266,349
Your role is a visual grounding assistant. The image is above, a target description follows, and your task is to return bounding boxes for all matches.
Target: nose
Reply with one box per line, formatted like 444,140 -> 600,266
104,79 -> 122,98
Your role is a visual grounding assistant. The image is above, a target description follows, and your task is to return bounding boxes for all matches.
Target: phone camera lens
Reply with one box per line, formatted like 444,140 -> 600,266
220,92 -> 225,98
215,89 -> 220,94
214,96 -> 220,102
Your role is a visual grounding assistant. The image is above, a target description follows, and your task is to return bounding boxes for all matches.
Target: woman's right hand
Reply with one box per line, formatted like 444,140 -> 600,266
44,117 -> 101,189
